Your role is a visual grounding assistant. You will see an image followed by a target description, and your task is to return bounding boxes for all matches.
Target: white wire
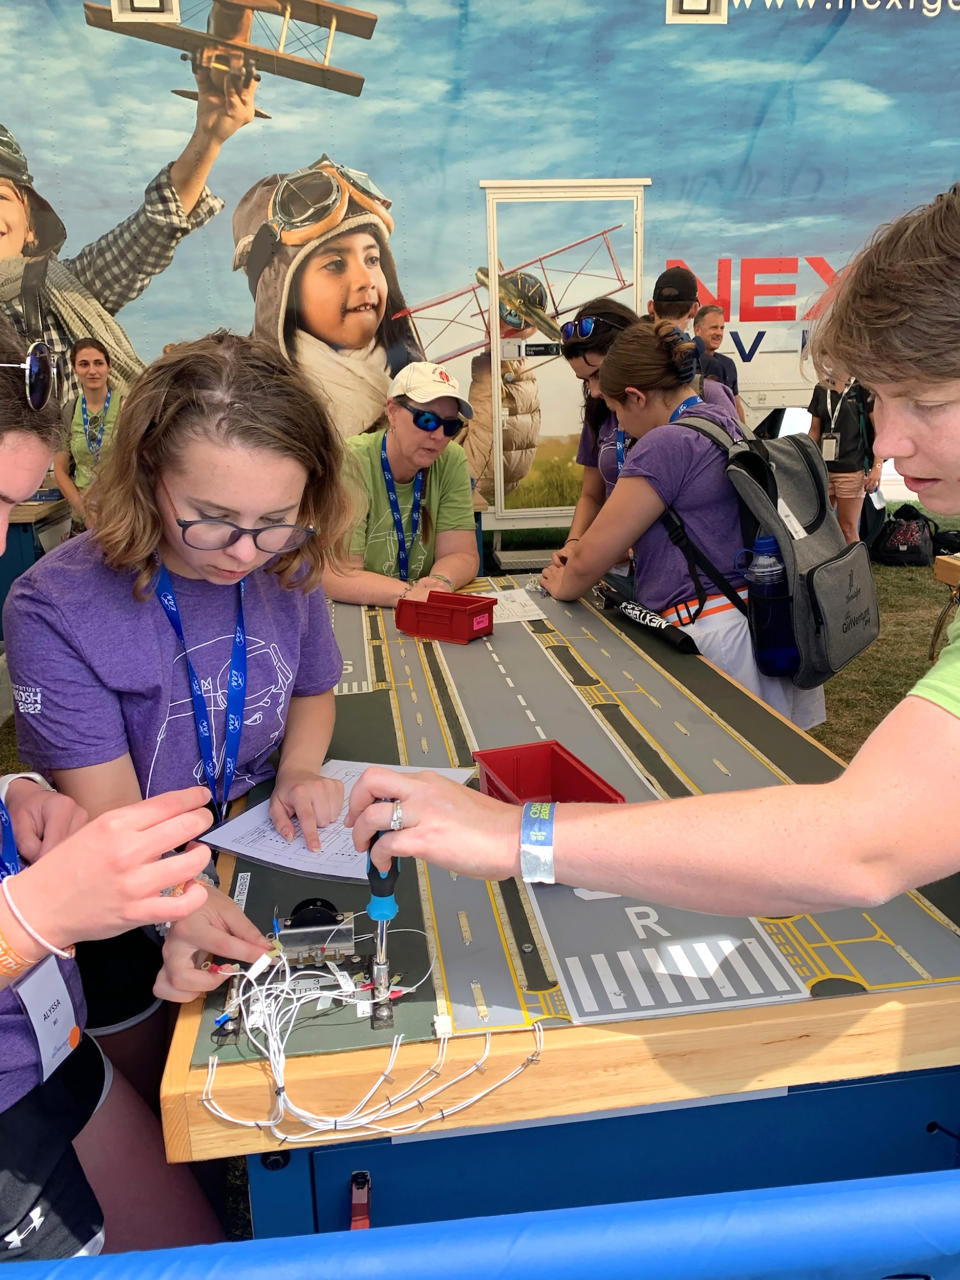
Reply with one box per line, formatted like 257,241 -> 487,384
201,948 -> 545,1142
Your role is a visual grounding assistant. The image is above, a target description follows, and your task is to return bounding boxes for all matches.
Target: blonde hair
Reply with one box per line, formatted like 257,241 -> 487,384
88,331 -> 352,598
809,185 -> 960,388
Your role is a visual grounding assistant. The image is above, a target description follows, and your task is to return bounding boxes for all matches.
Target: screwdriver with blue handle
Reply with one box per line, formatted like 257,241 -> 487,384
367,832 -> 399,1007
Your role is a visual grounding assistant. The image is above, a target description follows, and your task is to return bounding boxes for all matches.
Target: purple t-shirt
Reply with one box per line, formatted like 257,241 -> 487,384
618,401 -> 746,613
0,957 -> 86,1112
576,411 -> 629,499
4,535 -> 343,798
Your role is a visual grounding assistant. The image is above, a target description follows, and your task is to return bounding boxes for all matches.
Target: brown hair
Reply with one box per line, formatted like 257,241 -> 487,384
809,185 -> 960,388
599,319 -> 698,404
87,330 -> 352,598
69,337 -> 110,367
0,316 -> 60,451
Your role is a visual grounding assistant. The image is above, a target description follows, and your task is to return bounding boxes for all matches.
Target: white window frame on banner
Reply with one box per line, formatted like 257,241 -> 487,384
479,179 -> 650,549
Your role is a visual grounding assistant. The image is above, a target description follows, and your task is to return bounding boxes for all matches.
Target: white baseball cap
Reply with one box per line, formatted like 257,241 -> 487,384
388,361 -> 473,419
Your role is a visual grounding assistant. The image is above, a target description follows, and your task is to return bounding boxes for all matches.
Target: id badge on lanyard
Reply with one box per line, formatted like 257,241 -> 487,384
0,799 -> 81,1080
821,433 -> 839,462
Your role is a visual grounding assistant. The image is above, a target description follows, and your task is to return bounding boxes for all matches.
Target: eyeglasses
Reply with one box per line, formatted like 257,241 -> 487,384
560,315 -> 630,344
159,477 -> 315,553
0,341 -> 53,410
398,399 -> 462,438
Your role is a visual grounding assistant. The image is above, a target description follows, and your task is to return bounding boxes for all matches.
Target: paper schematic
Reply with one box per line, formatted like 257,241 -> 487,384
209,759 -> 472,880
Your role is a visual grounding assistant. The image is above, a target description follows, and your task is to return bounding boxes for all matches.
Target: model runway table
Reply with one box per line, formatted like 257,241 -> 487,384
162,580 -> 960,1235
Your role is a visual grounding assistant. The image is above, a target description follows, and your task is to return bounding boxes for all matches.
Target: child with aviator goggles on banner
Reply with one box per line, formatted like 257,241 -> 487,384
232,155 -> 422,439
3,331 -> 352,1105
323,361 -> 479,607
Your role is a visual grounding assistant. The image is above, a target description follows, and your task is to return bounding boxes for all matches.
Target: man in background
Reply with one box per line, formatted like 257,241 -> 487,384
694,304 -> 744,422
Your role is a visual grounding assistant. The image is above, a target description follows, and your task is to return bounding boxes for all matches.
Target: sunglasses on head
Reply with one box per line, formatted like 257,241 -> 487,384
0,340 -> 53,410
560,315 -> 630,344
398,399 -> 462,437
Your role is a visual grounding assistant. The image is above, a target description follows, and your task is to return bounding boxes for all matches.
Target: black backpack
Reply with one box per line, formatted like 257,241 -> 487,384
871,503 -> 937,567
660,416 -> 880,690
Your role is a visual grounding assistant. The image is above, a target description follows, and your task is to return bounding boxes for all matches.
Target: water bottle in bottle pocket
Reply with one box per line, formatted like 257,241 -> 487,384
737,534 -> 801,678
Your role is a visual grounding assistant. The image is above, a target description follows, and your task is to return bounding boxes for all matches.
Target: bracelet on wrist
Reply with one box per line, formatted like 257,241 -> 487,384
0,925 -> 35,978
0,876 -> 75,960
519,801 -> 556,884
427,572 -> 454,590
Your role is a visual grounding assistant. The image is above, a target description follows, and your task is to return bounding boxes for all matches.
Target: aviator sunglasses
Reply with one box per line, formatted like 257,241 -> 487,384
397,398 -> 462,438
560,315 -> 630,344
0,340 -> 53,410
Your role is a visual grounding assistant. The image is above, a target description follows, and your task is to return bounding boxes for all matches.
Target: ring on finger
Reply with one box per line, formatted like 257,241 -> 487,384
390,800 -> 404,831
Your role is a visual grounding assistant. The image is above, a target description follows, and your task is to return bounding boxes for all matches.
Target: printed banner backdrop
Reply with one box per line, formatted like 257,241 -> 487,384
4,0 -> 958,514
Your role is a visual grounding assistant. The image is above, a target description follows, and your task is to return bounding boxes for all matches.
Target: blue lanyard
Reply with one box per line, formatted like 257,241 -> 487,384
81,387 -> 111,459
670,395 -> 702,423
380,433 -> 424,583
616,428 -> 625,476
0,798 -> 20,881
154,565 -> 247,821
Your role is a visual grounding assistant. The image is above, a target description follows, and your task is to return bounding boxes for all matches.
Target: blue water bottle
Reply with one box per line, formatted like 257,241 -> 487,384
741,534 -> 800,678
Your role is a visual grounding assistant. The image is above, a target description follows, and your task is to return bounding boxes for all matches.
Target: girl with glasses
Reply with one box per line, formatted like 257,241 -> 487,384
3,331 -> 352,1103
551,298 -> 643,580
53,339 -> 122,530
323,361 -> 480,607
541,318 -> 825,731
233,156 -> 423,440
0,320 -> 225,1259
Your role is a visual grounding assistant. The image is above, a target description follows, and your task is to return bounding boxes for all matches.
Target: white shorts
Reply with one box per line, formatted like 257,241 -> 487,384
685,608 -> 826,731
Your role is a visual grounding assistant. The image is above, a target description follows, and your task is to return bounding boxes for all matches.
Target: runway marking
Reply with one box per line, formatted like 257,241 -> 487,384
743,938 -> 792,992
525,709 -> 536,722
497,664 -> 506,674
583,596 -> 796,785
404,664 -> 412,677
470,980 -> 489,1021
591,953 -> 627,1009
643,948 -> 682,1003
639,687 -> 662,708
458,911 -> 472,946
622,670 -> 634,681
666,944 -> 709,1001
712,758 -> 731,776
535,726 -> 547,740
674,721 -> 689,736
617,951 -> 655,1006
420,736 -> 429,754
715,938 -> 763,995
399,647 -> 406,659
490,652 -> 499,663
409,689 -> 418,704
517,695 -> 527,706
416,713 -> 423,726
505,677 -> 515,687
565,956 -> 599,1012
693,942 -> 746,999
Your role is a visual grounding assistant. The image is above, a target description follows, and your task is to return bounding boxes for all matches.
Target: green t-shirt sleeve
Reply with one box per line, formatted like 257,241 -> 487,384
908,611 -> 960,719
344,442 -> 372,560
436,444 -> 478,534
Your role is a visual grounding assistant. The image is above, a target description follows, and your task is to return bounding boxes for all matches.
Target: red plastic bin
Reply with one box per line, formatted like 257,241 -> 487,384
472,740 -> 625,805
395,591 -> 495,644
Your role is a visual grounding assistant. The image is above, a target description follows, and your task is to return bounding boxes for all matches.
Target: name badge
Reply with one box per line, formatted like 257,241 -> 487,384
13,955 -> 82,1081
821,432 -> 839,462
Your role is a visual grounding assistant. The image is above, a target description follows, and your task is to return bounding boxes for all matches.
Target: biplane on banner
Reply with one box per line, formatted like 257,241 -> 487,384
2,0 -> 957,524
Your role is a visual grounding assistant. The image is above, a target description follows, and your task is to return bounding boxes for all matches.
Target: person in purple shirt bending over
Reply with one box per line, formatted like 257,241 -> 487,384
539,319 -> 824,731
4,331 -> 352,1103
0,323 -> 224,1258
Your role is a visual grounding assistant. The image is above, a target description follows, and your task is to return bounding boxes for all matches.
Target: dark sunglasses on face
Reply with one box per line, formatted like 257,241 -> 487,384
399,400 -> 462,438
0,340 -> 53,410
560,315 -> 630,344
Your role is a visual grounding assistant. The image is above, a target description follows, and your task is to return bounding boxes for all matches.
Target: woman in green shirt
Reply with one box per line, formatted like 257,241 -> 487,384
53,338 -> 121,527
323,360 -> 479,606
